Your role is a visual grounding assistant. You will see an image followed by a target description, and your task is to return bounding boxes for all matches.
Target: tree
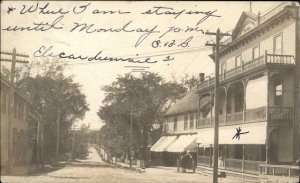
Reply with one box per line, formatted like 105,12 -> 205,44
97,72 -> 187,164
17,61 -> 89,162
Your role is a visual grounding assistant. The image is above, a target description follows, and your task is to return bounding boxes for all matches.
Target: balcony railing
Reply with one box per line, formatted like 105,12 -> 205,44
198,156 -> 264,173
244,160 -> 265,173
196,106 -> 293,129
269,107 -> 294,121
197,52 -> 295,91
245,107 -> 267,122
226,112 -> 243,124
260,164 -> 299,177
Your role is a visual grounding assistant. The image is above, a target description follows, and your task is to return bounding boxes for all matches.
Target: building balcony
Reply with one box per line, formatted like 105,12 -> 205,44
196,106 -> 293,128
197,53 -> 295,92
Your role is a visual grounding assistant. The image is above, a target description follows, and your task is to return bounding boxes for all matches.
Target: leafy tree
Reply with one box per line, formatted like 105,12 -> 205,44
97,72 -> 186,163
17,61 -> 89,162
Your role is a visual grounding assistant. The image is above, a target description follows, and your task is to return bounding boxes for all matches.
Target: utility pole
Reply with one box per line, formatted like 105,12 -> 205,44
56,110 -> 61,164
205,29 -> 230,183
0,48 -> 29,173
71,124 -> 77,160
129,105 -> 133,167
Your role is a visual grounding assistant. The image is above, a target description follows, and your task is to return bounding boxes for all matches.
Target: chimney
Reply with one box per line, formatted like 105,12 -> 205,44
199,73 -> 205,82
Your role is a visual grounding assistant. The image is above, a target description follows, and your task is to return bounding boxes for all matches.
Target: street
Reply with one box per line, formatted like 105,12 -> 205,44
1,147 -> 245,183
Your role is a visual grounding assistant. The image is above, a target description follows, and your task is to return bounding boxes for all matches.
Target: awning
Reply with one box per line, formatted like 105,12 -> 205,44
150,136 -> 177,152
197,122 -> 267,145
167,134 -> 197,152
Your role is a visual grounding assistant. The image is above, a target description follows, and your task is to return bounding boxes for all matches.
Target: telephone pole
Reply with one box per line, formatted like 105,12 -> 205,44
0,48 -> 29,173
205,29 -> 230,183
56,110 -> 61,164
129,105 -> 133,167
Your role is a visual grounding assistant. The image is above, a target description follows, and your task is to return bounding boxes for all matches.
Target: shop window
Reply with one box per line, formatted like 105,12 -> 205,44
174,117 -> 177,131
184,115 -> 188,130
274,33 -> 282,55
189,114 -> 194,129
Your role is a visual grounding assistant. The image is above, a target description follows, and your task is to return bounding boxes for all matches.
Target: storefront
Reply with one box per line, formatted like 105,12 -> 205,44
196,122 -> 267,173
150,136 -> 177,166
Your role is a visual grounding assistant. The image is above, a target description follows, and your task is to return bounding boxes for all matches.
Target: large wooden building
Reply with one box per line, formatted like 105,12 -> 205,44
1,74 -> 44,174
150,2 -> 299,180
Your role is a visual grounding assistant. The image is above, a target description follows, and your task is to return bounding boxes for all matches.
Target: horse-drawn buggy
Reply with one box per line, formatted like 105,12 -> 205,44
177,151 -> 196,173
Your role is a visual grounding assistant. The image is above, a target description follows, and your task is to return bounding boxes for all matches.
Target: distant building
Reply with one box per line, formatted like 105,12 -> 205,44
150,2 -> 299,179
1,74 -> 43,174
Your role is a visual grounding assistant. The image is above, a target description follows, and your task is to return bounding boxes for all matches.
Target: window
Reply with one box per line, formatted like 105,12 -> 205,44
274,33 -> 282,55
1,91 -> 7,114
174,117 -> 177,131
253,45 -> 260,60
275,80 -> 283,106
18,102 -> 24,119
195,113 -> 199,128
163,120 -> 167,133
236,55 -> 241,67
184,115 -> 188,130
13,99 -> 18,118
189,114 -> 194,129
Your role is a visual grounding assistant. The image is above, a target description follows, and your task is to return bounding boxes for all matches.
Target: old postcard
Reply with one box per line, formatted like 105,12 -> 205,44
1,1 -> 299,183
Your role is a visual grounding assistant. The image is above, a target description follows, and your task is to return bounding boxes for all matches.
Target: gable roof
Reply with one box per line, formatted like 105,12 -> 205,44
231,11 -> 258,40
164,87 -> 210,117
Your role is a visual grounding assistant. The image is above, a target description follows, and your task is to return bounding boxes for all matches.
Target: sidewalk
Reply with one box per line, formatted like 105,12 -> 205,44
114,161 -> 146,173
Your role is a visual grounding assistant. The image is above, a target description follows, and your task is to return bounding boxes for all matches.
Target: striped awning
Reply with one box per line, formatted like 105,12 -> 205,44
150,136 -> 177,152
197,122 -> 267,145
167,134 -> 197,152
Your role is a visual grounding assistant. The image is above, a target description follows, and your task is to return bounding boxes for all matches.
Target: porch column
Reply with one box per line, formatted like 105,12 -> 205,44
224,145 -> 226,169
242,145 -> 245,172
224,86 -> 228,124
210,92 -> 213,127
197,143 -> 199,167
197,95 -> 201,129
209,144 -> 212,167
242,79 -> 249,123
266,72 -> 270,165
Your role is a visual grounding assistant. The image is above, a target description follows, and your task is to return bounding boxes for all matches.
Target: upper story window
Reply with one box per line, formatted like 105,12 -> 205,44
14,99 -> 18,118
18,102 -> 24,120
163,120 -> 167,133
253,45 -> 260,60
236,55 -> 241,67
275,80 -> 283,106
274,33 -> 282,55
174,117 -> 178,131
184,115 -> 188,130
189,114 -> 194,129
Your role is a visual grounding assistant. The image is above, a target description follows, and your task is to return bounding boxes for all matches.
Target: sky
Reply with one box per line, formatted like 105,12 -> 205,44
1,1 -> 282,130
